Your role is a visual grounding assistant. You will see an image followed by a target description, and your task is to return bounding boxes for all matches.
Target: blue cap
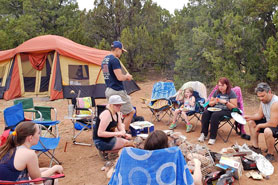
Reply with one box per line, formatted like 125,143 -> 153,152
111,41 -> 127,52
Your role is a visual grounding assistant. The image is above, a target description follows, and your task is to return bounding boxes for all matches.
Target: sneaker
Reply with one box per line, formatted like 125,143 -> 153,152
208,139 -> 216,145
248,145 -> 262,154
186,123 -> 193,133
169,123 -> 177,130
265,154 -> 275,162
198,133 -> 206,142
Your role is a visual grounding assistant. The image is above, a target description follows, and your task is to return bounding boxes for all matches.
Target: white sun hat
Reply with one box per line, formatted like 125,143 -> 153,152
108,95 -> 126,104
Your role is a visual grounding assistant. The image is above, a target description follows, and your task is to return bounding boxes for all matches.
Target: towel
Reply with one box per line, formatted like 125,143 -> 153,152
109,146 -> 194,185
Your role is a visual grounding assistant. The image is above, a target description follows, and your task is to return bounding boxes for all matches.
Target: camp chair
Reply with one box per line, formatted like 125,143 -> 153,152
14,98 -> 60,123
275,138 -> 278,153
3,103 -> 61,167
141,81 -> 176,122
70,96 -> 95,146
0,173 -> 65,185
207,86 -> 245,142
109,146 -> 194,185
170,90 -> 205,129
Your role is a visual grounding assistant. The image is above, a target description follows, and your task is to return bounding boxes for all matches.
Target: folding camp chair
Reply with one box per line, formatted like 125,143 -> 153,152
69,96 -> 95,146
13,98 -> 43,120
208,86 -> 244,142
3,103 -> 61,167
109,147 -> 194,185
0,173 -> 65,185
141,81 -> 176,122
275,138 -> 278,153
170,91 -> 205,129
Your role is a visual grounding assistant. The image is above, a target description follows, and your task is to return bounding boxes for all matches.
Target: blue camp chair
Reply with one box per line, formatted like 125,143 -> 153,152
170,91 -> 205,129
3,103 -> 61,166
109,147 -> 194,185
141,82 -> 176,122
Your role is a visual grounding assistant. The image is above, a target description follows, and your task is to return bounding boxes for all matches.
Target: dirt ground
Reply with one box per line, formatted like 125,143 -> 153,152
1,78 -> 278,185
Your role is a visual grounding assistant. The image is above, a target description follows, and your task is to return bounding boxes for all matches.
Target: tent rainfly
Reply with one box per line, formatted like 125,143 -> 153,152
0,35 -> 140,100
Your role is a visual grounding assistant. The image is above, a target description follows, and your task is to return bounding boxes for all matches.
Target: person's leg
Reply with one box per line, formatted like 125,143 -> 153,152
113,137 -> 134,150
181,111 -> 189,123
172,109 -> 181,123
123,109 -> 136,130
248,120 -> 260,148
264,127 -> 275,155
192,159 -> 203,185
209,110 -> 231,139
200,110 -> 212,136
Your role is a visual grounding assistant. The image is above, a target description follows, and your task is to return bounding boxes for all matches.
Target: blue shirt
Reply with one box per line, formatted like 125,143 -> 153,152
101,54 -> 124,91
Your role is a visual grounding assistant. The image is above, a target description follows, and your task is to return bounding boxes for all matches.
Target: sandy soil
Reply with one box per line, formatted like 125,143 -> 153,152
0,78 -> 278,185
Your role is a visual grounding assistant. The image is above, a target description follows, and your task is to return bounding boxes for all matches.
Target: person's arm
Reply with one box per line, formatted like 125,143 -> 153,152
244,104 -> 264,121
25,150 -> 42,183
114,69 -> 132,81
209,97 -> 218,106
217,98 -> 237,109
40,165 -> 63,177
256,102 -> 278,130
192,159 -> 203,185
97,110 -> 125,137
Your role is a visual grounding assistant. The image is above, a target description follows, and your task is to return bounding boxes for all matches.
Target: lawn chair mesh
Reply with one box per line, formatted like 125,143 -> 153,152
4,103 -> 61,167
208,86 -> 245,142
0,173 -> 65,185
109,146 -> 194,185
70,96 -> 95,146
143,82 -> 176,122
171,91 -> 205,128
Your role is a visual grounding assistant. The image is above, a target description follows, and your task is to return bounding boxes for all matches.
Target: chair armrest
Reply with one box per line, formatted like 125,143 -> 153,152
23,109 -> 43,121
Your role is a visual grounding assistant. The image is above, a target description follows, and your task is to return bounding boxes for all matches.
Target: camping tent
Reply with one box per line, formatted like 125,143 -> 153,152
0,35 -> 140,100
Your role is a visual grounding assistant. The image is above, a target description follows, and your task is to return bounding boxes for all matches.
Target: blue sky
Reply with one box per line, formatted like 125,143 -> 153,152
76,0 -> 189,14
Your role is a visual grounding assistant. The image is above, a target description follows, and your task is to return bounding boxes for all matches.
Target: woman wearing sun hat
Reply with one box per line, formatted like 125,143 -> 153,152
93,95 -> 134,151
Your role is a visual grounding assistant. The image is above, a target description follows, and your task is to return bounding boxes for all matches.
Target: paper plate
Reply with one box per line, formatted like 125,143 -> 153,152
231,112 -> 246,125
207,107 -> 222,112
76,114 -> 90,118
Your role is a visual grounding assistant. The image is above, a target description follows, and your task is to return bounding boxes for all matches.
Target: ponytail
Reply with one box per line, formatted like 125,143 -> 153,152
0,121 -> 36,162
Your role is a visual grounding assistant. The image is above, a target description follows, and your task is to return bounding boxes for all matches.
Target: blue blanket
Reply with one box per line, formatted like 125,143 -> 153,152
109,146 -> 194,185
151,82 -> 176,100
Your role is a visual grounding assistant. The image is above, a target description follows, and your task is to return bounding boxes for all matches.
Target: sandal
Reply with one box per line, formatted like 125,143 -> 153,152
186,123 -> 193,133
169,123 -> 177,130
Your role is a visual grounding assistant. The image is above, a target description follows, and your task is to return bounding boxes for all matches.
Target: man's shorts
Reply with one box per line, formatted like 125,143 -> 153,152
94,137 -> 116,151
255,118 -> 278,137
105,87 -> 134,115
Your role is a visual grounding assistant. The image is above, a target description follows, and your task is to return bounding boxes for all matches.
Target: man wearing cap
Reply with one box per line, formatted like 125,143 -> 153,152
244,82 -> 278,162
101,41 -> 135,131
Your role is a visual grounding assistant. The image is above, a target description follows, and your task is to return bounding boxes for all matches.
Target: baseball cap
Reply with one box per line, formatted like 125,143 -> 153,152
108,95 -> 126,105
111,41 -> 127,52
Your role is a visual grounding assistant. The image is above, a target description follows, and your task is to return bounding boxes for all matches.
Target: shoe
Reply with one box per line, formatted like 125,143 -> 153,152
198,133 -> 206,142
248,145 -> 262,154
208,139 -> 216,145
98,150 -> 108,161
169,123 -> 177,130
186,123 -> 193,133
265,154 -> 275,162
241,134 -> 250,140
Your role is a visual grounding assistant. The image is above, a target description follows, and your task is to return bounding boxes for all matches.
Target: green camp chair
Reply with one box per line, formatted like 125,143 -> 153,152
13,98 -> 58,122
14,98 -> 43,120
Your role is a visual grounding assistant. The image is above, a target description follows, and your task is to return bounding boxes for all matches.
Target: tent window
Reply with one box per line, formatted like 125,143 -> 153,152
0,66 -> 5,86
68,65 -> 89,85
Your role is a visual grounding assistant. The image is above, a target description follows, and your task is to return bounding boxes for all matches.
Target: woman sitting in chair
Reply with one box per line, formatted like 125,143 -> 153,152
0,121 -> 63,184
198,77 -> 237,145
93,95 -> 134,152
144,130 -> 203,185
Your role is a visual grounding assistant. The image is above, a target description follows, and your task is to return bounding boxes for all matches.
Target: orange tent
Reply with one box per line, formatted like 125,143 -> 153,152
0,35 -> 139,100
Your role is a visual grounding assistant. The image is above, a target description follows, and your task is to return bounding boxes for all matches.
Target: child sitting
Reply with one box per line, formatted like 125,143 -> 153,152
170,87 -> 196,132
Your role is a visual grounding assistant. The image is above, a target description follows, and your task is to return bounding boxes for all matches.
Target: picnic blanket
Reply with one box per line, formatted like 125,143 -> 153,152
109,146 -> 194,185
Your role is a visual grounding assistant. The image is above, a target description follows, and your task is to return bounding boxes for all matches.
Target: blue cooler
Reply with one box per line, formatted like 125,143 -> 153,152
130,121 -> 154,137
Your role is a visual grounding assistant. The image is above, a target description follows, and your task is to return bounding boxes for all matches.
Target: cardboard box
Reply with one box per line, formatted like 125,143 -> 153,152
130,121 -> 154,137
219,156 -> 243,179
